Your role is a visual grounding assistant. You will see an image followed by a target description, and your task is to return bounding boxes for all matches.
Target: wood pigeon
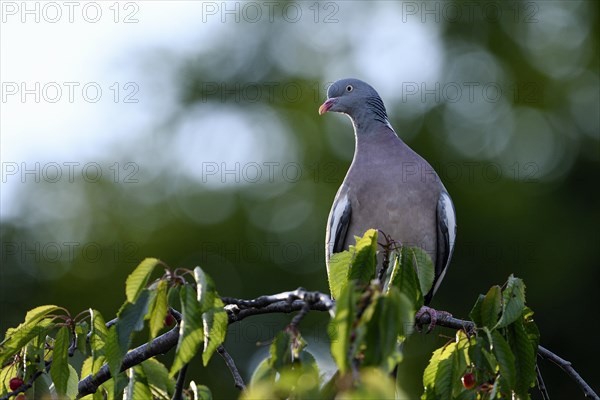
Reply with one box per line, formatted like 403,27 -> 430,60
319,78 -> 457,308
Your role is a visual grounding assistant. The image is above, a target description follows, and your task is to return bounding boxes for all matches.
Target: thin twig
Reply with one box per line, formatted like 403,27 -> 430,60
536,363 -> 550,400
217,345 -> 245,390
376,230 -> 400,283
171,363 -> 188,400
415,313 -> 599,400
289,301 -> 312,329
288,289 -> 323,329
537,345 -> 599,400
68,326 -> 78,357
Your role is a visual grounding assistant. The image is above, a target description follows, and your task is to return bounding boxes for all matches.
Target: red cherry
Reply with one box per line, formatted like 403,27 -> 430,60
15,394 -> 27,400
461,372 -> 476,390
9,377 -> 24,391
164,313 -> 176,327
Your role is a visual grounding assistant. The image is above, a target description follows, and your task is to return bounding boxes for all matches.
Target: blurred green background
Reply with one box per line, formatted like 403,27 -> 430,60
1,1 -> 598,398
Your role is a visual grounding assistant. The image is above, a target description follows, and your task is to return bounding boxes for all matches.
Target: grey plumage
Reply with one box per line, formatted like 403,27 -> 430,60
320,78 -> 456,304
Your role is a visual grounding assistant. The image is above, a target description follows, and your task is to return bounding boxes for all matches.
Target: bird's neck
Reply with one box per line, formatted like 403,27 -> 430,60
349,103 -> 392,138
351,120 -> 401,165
351,116 -> 396,143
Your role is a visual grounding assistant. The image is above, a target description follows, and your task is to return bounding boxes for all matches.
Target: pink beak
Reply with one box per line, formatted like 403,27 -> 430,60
319,98 -> 338,115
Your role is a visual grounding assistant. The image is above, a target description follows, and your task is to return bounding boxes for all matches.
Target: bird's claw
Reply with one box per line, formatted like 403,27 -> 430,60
415,306 -> 452,333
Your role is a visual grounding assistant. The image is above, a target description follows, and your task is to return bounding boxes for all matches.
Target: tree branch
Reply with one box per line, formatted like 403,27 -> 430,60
171,363 -> 188,400
415,310 -> 475,332
217,345 -> 245,390
77,325 -> 181,398
224,289 -> 334,324
73,290 -> 597,400
537,345 -> 599,400
76,291 -> 330,398
223,288 -> 335,320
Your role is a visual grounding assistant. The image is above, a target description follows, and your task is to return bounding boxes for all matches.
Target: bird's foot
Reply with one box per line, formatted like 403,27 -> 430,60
415,306 -> 452,333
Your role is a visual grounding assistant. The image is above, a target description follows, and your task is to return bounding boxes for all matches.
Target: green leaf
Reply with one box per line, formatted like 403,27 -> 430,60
422,342 -> 457,400
261,350 -> 322,399
23,305 -> 62,325
327,250 -> 353,299
1,363 -> 18,396
480,285 -> 502,329
124,365 -> 151,400
91,389 -> 105,400
298,350 -> 320,379
523,307 -> 540,350
348,228 -> 378,284
249,357 -> 276,385
190,381 -> 212,400
396,289 -> 417,339
116,290 -> 151,355
353,286 -> 379,354
27,334 -> 47,372
148,280 -> 169,340
193,267 -> 217,313
491,330 -> 516,391
268,359 -> 320,399
422,331 -> 472,399
105,325 -> 123,381
140,358 -> 174,399
81,356 -> 93,382
76,321 -> 90,355
337,367 -> 397,399
202,298 -> 228,366
469,294 -> 485,327
362,296 -> 389,367
496,275 -> 526,329
392,248 -> 423,308
0,305 -> 61,365
320,370 -> 340,400
167,286 -> 181,309
0,318 -> 54,366
452,331 -> 472,397
270,330 -> 295,371
327,229 -> 378,299
363,287 -> 412,369
98,372 -> 128,400
455,389 -> 478,400
126,258 -> 160,303
98,378 -> 113,400
89,309 -> 108,375
66,363 -> 80,400
360,368 -> 398,399
170,285 -> 204,375
405,246 -> 435,297
329,281 -> 356,374
383,249 -> 400,294
468,336 -> 495,377
508,317 -> 537,397
50,326 -> 70,396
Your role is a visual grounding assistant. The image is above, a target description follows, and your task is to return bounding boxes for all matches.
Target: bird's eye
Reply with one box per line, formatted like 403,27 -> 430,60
346,85 -> 353,92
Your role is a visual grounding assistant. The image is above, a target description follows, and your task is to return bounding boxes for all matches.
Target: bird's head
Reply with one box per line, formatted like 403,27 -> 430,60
318,78 -> 389,126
